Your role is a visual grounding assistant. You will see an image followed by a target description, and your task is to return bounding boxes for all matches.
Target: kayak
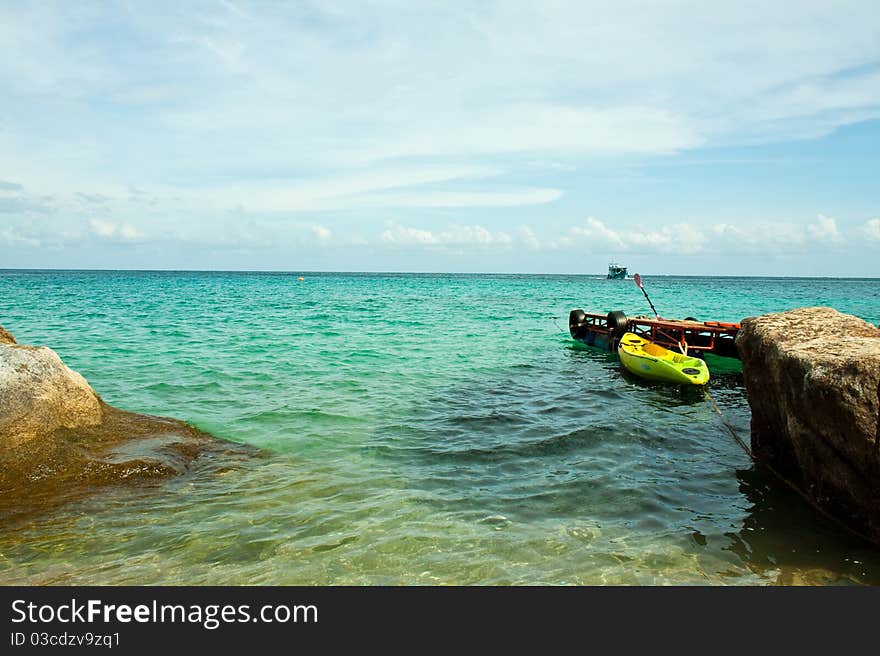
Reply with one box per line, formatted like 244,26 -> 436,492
617,333 -> 709,385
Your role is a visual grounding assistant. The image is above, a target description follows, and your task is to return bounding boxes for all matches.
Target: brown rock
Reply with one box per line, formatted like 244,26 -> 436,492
736,307 -> 880,544
0,343 -> 104,447
0,324 -> 15,344
0,327 -> 254,522
773,566 -> 860,586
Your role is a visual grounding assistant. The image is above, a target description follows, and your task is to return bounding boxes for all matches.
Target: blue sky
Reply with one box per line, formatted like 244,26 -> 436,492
1,1 -> 879,275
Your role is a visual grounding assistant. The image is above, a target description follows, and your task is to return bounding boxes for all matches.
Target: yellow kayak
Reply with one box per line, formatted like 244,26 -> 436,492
617,333 -> 709,385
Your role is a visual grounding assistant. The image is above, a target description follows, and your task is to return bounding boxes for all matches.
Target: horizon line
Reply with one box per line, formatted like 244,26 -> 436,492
1,267 -> 879,280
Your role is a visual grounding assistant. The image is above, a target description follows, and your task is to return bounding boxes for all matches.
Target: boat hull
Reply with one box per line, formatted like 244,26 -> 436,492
617,333 -> 709,385
606,262 -> 627,279
569,309 -> 740,360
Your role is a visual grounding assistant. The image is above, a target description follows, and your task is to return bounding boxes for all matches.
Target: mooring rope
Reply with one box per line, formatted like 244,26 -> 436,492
705,388 -> 875,545
705,389 -> 753,460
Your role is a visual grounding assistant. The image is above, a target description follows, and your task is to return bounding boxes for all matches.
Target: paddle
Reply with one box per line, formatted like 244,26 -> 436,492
633,273 -> 659,319
634,273 -> 691,355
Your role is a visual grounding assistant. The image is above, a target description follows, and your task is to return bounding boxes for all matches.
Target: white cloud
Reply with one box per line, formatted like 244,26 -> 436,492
118,224 -> 142,240
89,219 -> 117,238
0,226 -> 42,248
311,224 -> 332,241
516,226 -> 541,251
381,223 -> 513,248
5,209 -> 875,267
864,218 -> 880,241
353,188 -> 561,209
48,167 -> 557,214
89,219 -> 142,242
161,166 -> 512,213
807,214 -> 843,243
712,221 -> 811,252
0,180 -> 55,214
2,1 -> 878,183
382,225 -> 438,246
0,165 -> 552,217
568,217 -> 706,254
335,105 -> 702,164
551,214 -> 861,256
570,217 -> 627,249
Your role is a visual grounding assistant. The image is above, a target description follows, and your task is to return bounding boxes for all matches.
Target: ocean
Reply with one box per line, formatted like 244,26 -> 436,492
2,270 -> 879,585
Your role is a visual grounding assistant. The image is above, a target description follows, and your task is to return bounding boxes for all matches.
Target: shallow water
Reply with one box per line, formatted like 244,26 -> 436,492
2,270 -> 879,585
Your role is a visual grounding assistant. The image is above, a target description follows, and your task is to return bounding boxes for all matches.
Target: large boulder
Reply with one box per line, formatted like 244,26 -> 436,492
0,324 -> 250,521
736,307 -> 880,544
0,344 -> 104,448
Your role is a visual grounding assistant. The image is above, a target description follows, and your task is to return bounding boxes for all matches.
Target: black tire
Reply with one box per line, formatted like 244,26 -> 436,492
684,316 -> 698,322
569,309 -> 587,338
606,310 -> 628,333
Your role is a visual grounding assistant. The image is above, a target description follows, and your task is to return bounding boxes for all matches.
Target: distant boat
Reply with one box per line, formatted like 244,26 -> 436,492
607,262 -> 628,280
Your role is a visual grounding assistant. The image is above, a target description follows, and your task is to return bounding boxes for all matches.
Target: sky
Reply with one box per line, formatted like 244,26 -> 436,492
1,0 -> 879,275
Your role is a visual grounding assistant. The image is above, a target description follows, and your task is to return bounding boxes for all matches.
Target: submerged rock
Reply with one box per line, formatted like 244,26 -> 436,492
736,307 -> 880,544
0,324 -> 249,520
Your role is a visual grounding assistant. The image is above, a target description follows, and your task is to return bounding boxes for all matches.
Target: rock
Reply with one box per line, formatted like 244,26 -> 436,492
736,307 -> 880,544
773,566 -> 860,586
0,343 -> 104,448
0,325 -> 15,344
0,324 -> 253,522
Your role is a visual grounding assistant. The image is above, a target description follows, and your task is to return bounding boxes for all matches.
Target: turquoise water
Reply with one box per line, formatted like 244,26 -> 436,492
2,270 -> 880,585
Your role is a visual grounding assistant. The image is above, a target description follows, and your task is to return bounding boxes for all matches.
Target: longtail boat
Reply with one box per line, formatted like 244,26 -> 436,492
569,309 -> 740,359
